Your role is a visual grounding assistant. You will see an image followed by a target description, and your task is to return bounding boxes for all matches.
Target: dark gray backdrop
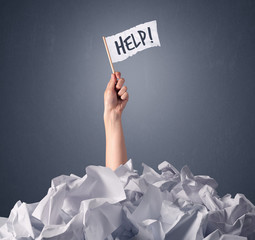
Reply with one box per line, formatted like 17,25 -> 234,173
1,0 -> 255,217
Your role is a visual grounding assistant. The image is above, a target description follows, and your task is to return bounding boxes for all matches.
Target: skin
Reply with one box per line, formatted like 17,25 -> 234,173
104,71 -> 129,170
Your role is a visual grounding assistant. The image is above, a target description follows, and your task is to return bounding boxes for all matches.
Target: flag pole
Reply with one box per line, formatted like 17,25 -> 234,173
102,36 -> 115,74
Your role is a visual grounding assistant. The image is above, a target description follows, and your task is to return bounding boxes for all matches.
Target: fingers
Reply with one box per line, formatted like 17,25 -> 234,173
116,77 -> 125,90
115,71 -> 121,79
107,73 -> 117,90
120,91 -> 129,101
114,72 -> 128,100
118,86 -> 128,100
106,72 -> 121,90
106,71 -> 128,101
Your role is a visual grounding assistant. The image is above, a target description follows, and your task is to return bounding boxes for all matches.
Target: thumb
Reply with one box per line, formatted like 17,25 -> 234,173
107,73 -> 117,90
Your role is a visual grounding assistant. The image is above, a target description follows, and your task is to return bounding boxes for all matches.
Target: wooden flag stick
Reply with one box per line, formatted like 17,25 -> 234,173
102,36 -> 115,74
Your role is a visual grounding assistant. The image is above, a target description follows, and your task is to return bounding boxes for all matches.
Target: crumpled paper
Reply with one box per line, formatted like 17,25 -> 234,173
0,160 -> 254,240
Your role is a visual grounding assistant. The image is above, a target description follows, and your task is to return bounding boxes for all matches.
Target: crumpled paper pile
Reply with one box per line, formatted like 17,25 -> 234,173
0,160 -> 254,240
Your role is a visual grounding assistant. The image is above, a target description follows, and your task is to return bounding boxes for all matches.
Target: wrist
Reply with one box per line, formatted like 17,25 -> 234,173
104,110 -> 122,126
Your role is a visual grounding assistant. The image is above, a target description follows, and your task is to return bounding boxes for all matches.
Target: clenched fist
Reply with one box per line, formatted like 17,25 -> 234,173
104,72 -> 129,120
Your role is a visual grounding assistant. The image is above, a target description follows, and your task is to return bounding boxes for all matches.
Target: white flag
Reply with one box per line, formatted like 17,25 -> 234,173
105,20 -> 160,63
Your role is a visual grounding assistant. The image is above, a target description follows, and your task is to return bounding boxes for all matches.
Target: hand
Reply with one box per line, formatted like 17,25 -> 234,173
104,72 -> 129,120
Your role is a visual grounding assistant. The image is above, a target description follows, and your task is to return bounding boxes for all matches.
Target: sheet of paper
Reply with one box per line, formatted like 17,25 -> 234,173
105,20 -> 161,63
0,217 -> 7,228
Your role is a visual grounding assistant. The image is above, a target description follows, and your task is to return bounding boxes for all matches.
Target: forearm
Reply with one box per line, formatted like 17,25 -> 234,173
104,113 -> 128,171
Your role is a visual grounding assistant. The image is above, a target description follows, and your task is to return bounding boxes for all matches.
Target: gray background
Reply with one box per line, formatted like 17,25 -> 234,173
0,0 -> 255,217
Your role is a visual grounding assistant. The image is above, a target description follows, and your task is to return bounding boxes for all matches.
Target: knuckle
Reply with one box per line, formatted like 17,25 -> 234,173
121,92 -> 128,100
117,78 -> 124,87
115,72 -> 121,78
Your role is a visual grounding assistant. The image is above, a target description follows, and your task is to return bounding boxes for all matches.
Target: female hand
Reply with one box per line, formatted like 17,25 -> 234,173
104,72 -> 129,120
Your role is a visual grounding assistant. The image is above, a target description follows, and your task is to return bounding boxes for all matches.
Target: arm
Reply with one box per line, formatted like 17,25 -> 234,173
104,72 -> 129,170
